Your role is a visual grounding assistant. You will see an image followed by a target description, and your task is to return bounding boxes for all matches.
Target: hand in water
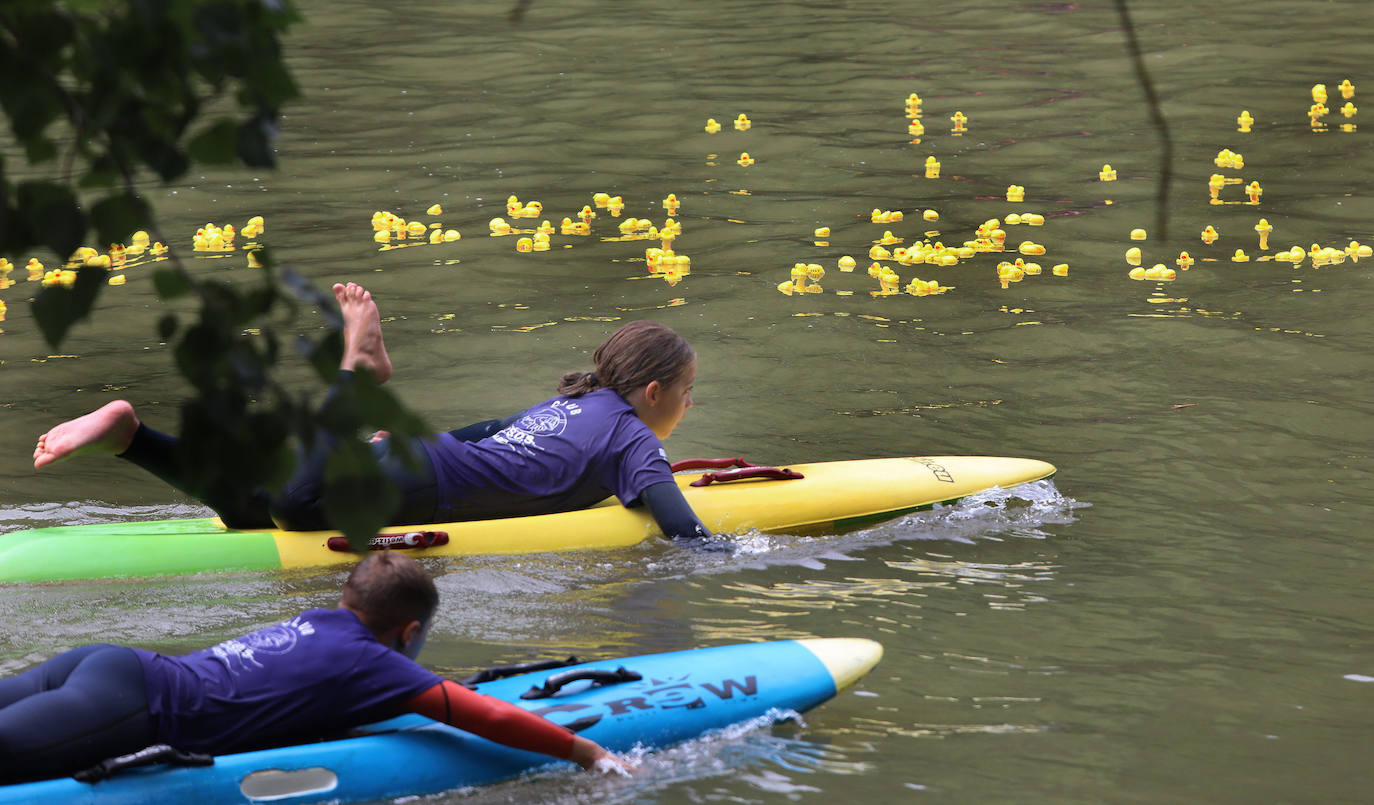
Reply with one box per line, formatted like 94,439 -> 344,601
591,754 -> 634,777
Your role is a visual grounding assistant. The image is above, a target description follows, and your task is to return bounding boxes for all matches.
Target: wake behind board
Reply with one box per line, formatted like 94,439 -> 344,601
0,456 -> 1055,582
0,637 -> 882,805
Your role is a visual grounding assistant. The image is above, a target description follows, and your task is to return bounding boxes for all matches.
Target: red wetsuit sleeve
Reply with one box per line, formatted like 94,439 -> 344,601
404,680 -> 576,759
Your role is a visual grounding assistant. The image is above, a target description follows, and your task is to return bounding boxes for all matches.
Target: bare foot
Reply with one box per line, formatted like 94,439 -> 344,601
33,400 -> 140,470
334,282 -> 392,383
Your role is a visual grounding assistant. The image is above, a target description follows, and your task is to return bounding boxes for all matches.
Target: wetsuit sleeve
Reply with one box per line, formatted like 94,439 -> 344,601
640,480 -> 713,540
403,680 -> 575,759
445,413 -> 521,443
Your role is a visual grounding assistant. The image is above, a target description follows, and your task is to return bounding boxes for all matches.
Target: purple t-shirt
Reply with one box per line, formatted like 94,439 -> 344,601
134,608 -> 441,753
422,388 -> 674,520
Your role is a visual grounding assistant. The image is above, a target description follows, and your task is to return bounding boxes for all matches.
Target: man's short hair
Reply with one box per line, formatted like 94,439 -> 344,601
340,552 -> 439,633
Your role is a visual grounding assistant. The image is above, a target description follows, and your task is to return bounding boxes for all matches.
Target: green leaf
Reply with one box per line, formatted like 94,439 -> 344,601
153,267 -> 194,300
90,193 -> 151,247
158,313 -> 179,341
17,181 -> 86,261
321,440 -> 400,551
187,119 -> 239,164
29,266 -> 106,348
236,115 -> 278,168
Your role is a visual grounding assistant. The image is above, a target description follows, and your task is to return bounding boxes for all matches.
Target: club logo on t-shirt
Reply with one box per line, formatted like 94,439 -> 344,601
493,400 -> 580,455
209,616 -> 314,673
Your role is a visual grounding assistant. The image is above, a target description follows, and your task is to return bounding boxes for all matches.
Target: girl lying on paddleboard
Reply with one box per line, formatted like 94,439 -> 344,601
0,552 -> 628,784
32,282 -> 713,541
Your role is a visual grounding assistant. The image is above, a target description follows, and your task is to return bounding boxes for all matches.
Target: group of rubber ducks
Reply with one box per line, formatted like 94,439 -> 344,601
373,192 -> 692,286
702,114 -> 756,169
1307,80 -> 1357,132
0,217 -> 266,337
1122,82 -> 1363,285
786,205 -> 1069,297
372,206 -> 461,247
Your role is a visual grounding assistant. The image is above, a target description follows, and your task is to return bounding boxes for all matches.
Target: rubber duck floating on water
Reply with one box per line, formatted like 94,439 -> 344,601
950,111 -> 967,133
733,114 -> 751,131
924,157 -> 940,178
1176,251 -> 1194,270
1245,181 -> 1262,204
1201,225 -> 1220,244
1237,110 -> 1254,132
1214,149 -> 1244,169
1099,164 -> 1117,181
737,152 -> 754,167
704,118 -> 721,134
1254,219 -> 1273,249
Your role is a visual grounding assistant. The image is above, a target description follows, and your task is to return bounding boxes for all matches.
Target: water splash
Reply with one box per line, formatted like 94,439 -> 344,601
445,709 -> 873,805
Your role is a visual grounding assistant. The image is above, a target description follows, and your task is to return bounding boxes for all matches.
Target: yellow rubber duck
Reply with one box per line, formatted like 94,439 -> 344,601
1130,228 -> 1147,241
1237,110 -> 1254,131
924,156 -> 940,179
1126,247 -> 1142,266
593,192 -> 611,208
950,111 -> 967,132
663,194 -> 680,215
908,120 -> 925,138
838,255 -> 856,271
923,209 -> 939,222
1006,185 -> 1025,202
606,196 -> 625,216
1232,248 -> 1249,262
904,93 -> 922,114
1176,251 -> 1194,270
1099,164 -> 1117,181
1004,213 -> 1022,226
1145,264 -> 1176,281
515,237 -> 534,253
1052,264 -> 1068,276
1128,267 -> 1146,281
1018,241 -> 1045,256
0,299 -> 7,320
737,152 -> 754,167
1208,173 -> 1227,202
1312,84 -> 1327,104
1341,102 -> 1357,118
704,118 -> 721,134
578,205 -> 595,223
506,195 -> 522,216
1024,213 -> 1045,226
488,217 -> 511,235
443,229 -> 461,242
1201,225 -> 1220,244
29,257 -> 48,279
406,221 -> 427,237
869,245 -> 892,260
150,242 -> 168,256
813,226 -> 831,238
1254,219 -> 1273,249
876,231 -> 902,246
733,114 -> 751,131
1339,79 -> 1355,99
1245,181 -> 1262,204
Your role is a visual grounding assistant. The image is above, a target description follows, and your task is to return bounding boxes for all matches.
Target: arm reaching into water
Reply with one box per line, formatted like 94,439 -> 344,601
404,680 -> 627,772
640,481 -> 713,541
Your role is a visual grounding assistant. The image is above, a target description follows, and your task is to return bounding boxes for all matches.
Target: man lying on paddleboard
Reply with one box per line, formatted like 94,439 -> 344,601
0,552 -> 628,784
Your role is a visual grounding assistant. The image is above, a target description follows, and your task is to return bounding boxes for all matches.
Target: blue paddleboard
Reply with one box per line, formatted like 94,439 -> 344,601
0,637 -> 882,804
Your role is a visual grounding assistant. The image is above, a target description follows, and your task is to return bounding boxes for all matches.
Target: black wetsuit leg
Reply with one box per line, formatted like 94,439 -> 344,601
118,371 -> 439,530
0,645 -> 154,784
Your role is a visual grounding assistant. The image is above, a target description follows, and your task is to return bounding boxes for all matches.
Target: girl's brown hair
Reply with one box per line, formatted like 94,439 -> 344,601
340,552 -> 439,633
558,320 -> 695,397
